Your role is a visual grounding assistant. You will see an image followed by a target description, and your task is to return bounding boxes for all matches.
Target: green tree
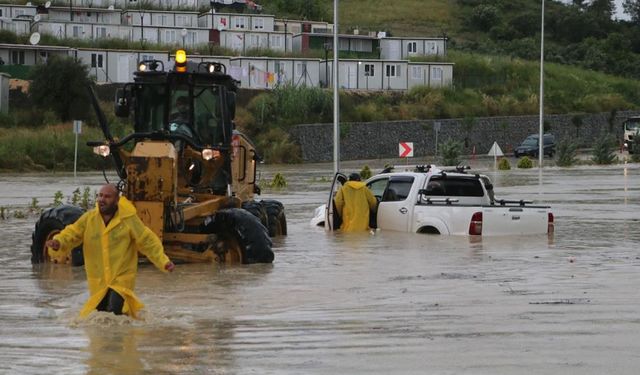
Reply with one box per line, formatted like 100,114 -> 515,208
470,5 -> 500,32
589,0 -> 615,18
28,56 -> 93,122
573,0 -> 588,9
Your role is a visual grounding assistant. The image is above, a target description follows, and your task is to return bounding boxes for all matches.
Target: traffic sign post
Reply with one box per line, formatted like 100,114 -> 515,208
73,120 -> 82,179
434,121 -> 441,156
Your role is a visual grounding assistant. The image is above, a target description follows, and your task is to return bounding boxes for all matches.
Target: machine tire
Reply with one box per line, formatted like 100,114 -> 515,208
205,208 -> 273,264
241,200 -> 269,230
261,199 -> 287,237
31,205 -> 85,266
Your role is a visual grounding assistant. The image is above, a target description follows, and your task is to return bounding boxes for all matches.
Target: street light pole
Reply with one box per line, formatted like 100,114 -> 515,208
324,42 -> 329,88
181,28 -> 187,48
538,0 -> 544,169
138,0 -> 144,48
332,0 -> 339,174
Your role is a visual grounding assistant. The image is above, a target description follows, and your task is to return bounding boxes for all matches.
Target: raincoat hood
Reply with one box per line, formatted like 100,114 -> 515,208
344,181 -> 368,190
96,196 -> 137,220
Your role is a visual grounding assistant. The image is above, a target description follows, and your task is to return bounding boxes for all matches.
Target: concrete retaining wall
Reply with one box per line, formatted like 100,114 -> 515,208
289,111 -> 640,162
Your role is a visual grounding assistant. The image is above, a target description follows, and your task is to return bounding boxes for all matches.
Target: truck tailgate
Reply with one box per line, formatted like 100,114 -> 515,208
482,207 -> 550,235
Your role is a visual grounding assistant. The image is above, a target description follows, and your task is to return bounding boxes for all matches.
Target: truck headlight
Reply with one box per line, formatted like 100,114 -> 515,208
201,148 -> 220,161
93,145 -> 110,157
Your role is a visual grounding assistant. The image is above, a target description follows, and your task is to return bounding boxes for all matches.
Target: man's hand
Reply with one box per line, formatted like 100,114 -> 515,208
164,261 -> 175,272
46,239 -> 60,251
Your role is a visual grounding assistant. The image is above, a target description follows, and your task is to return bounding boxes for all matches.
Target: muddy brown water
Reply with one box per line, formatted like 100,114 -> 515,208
1,160 -> 639,374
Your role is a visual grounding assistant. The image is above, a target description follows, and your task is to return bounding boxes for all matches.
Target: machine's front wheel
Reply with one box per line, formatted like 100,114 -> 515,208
241,200 -> 269,231
31,205 -> 85,266
205,208 -> 273,264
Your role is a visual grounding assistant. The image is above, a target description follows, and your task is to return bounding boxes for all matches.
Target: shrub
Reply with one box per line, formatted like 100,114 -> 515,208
270,173 -> 287,189
440,140 -> 463,166
498,157 -> 511,170
517,156 -> 533,168
255,128 -> 302,164
0,112 -> 15,128
360,165 -> 372,180
470,5 -> 500,32
556,140 -> 579,167
591,136 -> 617,164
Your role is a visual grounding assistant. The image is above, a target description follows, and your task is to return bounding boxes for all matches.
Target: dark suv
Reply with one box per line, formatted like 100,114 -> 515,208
514,134 -> 555,158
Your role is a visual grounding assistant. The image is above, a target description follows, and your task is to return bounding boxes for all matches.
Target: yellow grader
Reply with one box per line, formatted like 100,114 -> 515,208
30,50 -> 286,265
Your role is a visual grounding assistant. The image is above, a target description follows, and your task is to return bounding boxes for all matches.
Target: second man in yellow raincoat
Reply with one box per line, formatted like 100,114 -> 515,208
334,173 -> 377,232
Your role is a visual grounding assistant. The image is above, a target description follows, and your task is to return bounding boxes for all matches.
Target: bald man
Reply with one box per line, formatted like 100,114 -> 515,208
46,184 -> 175,319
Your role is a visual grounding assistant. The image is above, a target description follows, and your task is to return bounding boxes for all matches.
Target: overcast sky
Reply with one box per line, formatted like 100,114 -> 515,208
613,0 -> 629,20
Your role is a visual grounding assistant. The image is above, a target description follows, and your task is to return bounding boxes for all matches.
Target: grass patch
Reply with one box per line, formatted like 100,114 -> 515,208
0,125 -> 106,171
339,0 -> 455,36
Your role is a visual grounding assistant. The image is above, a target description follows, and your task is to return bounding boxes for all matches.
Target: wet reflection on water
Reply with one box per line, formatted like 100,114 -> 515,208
1,162 -> 639,374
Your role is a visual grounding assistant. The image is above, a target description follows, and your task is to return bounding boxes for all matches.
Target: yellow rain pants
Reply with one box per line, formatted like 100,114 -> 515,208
50,197 -> 170,319
334,180 -> 377,232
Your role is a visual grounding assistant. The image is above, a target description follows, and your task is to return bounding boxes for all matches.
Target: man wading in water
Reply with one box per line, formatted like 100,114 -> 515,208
46,184 -> 175,318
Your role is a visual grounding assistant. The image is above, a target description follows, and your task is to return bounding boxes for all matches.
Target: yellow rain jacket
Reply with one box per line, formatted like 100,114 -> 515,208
49,197 -> 171,318
334,181 -> 377,232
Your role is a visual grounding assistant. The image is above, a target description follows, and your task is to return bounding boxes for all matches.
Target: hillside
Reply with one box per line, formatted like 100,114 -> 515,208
310,0 -> 640,83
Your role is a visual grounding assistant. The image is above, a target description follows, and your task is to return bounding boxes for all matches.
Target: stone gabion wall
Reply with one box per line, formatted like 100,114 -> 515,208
289,111 -> 640,162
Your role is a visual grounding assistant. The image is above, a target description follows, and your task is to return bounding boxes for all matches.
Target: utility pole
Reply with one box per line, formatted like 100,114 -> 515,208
332,0 -> 339,174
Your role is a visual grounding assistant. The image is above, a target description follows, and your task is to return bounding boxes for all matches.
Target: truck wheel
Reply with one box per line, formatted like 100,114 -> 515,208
241,200 -> 269,230
261,200 -> 287,237
31,205 -> 85,266
205,208 -> 274,264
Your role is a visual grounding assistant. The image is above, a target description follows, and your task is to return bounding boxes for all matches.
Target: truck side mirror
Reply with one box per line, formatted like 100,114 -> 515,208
114,89 -> 130,117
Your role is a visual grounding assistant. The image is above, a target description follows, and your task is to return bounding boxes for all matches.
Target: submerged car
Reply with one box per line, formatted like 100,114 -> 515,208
311,165 -> 554,236
623,116 -> 639,154
514,134 -> 555,158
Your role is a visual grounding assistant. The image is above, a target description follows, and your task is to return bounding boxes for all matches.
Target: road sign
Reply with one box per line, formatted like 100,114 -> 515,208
399,142 -> 414,158
73,120 -> 82,134
487,141 -> 503,156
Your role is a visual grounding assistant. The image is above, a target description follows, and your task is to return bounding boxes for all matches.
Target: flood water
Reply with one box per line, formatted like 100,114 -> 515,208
1,160 -> 639,374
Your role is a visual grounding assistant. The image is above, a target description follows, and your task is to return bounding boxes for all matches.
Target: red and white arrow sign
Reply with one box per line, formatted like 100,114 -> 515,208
399,142 -> 414,158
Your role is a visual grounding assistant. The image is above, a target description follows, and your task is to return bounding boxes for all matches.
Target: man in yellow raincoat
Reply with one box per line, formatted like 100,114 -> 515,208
334,173 -> 377,232
46,184 -> 174,319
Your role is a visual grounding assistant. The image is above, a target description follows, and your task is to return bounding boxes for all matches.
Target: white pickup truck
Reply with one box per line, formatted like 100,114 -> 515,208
310,165 -> 554,236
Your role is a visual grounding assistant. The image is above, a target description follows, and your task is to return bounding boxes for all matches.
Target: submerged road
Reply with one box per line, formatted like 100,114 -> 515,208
0,161 -> 638,374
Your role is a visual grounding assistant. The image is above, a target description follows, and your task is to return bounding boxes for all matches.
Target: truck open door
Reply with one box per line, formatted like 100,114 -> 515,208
325,172 -> 347,230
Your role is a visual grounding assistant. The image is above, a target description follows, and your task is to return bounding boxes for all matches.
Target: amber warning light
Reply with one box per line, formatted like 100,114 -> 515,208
175,49 -> 187,72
